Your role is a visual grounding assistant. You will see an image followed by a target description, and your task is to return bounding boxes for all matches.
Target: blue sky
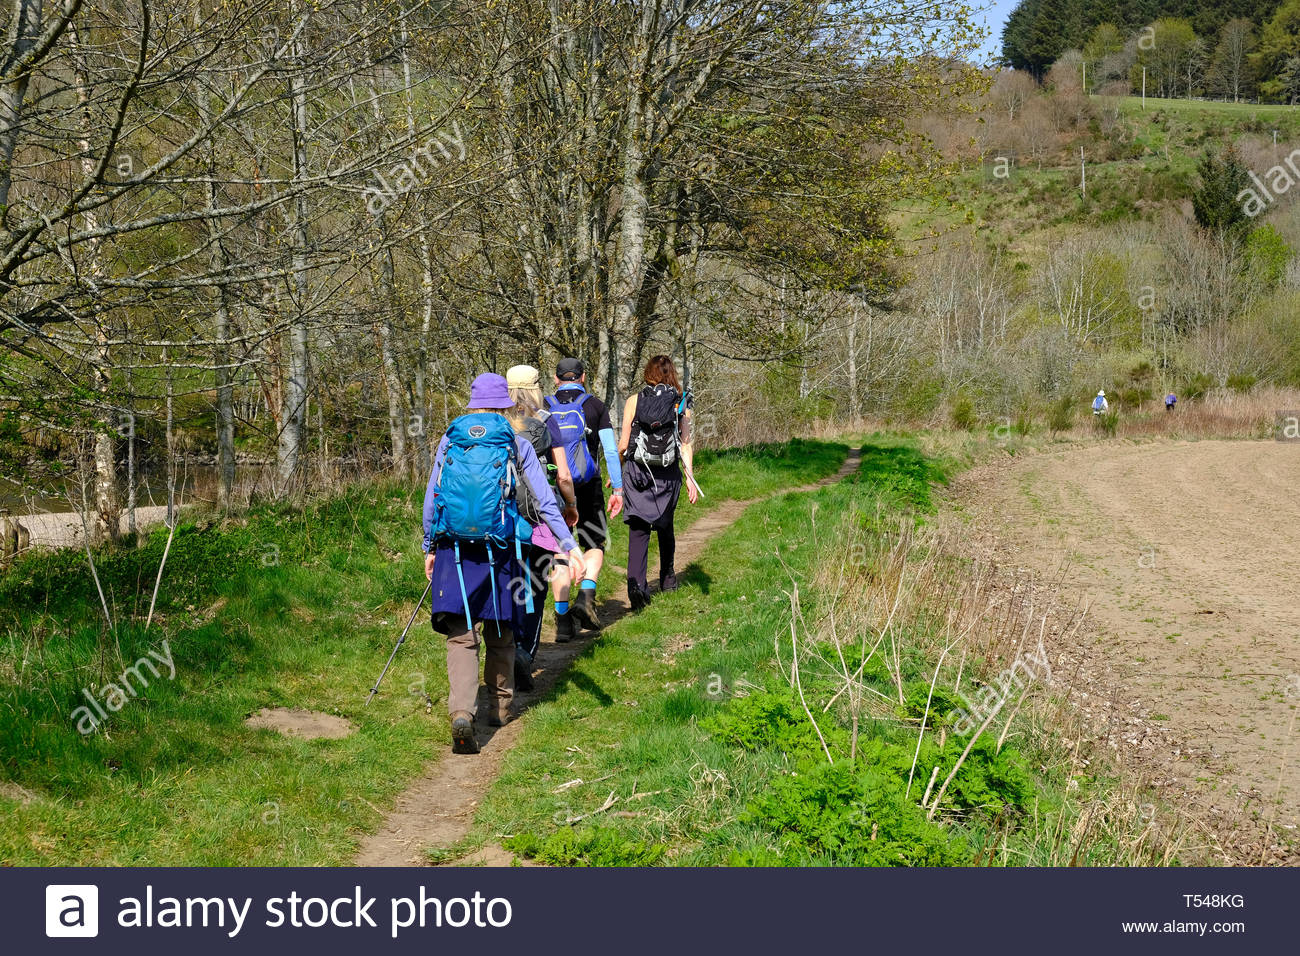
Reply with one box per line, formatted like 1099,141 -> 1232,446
974,0 -> 1019,65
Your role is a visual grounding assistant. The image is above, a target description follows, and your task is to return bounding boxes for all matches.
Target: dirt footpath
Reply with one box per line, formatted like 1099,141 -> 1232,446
958,439 -> 1300,846
354,449 -> 861,866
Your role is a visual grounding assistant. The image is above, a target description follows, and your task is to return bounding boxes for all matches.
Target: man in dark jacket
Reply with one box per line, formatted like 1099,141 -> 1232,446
546,358 -> 624,638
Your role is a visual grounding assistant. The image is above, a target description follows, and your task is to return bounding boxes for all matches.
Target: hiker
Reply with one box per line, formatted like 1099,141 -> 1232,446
1165,392 -> 1177,413
617,355 -> 697,611
544,358 -> 624,639
423,373 -> 586,755
1092,390 -> 1109,416
504,364 -> 580,692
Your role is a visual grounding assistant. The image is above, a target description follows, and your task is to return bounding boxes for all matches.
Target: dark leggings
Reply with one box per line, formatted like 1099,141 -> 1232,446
627,517 -> 676,592
516,547 -> 559,660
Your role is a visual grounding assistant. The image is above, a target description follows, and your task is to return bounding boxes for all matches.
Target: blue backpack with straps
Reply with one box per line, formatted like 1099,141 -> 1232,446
428,413 -> 534,628
544,390 -> 599,484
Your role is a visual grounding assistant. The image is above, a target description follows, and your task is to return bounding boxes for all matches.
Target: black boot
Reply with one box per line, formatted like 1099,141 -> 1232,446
555,611 -> 576,644
628,578 -> 652,612
572,587 -> 601,631
514,646 -> 535,692
659,572 -> 678,593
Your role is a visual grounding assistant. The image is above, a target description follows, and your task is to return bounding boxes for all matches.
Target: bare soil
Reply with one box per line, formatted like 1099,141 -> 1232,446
354,451 -> 861,867
955,439 -> 1300,859
245,707 -> 355,740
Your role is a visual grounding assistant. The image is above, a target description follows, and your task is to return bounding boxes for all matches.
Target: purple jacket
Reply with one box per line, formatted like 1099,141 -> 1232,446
422,429 -> 578,554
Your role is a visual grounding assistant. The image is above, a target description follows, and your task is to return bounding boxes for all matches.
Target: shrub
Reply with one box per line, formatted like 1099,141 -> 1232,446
949,396 -> 976,430
1244,224 -> 1291,287
740,761 -> 971,867
1182,372 -> 1214,401
1226,372 -> 1257,392
1095,410 -> 1119,436
1048,394 -> 1075,433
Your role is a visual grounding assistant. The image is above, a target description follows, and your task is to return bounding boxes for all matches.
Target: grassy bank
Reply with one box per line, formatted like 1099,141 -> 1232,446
0,438 -> 847,865
461,437 -> 1173,866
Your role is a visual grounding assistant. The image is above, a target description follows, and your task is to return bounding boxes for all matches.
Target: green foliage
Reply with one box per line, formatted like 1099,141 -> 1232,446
1192,146 -> 1251,237
1048,394 -> 1076,433
700,689 -> 845,762
950,396 -> 976,430
1095,410 -> 1119,436
1226,372 -> 1258,391
1244,224 -> 1292,286
740,761 -> 970,866
504,828 -> 667,867
1182,371 -> 1215,399
849,443 -> 946,512
1253,0 -> 1300,101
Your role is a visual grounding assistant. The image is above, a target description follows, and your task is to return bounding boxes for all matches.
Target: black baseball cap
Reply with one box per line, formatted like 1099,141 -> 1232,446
556,357 -> 585,381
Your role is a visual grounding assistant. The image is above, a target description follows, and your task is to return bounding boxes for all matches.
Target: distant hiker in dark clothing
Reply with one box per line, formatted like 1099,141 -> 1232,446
618,355 -> 697,611
505,364 -> 579,692
545,358 -> 624,640
423,373 -> 585,754
1165,392 -> 1177,412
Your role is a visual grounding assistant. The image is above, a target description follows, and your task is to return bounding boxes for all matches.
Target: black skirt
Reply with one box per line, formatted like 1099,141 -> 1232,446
622,458 -> 682,529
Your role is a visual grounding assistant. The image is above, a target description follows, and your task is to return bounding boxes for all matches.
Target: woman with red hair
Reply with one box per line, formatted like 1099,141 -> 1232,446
617,355 -> 697,610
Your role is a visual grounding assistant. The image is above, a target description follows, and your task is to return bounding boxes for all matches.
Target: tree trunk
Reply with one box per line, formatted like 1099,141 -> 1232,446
194,23 -> 237,510
847,305 -> 859,421
278,21 -> 311,490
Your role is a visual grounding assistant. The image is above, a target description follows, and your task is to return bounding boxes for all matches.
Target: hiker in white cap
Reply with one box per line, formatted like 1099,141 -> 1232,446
1092,390 -> 1108,416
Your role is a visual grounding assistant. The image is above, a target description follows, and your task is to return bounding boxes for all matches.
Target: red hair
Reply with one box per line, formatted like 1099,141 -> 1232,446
642,355 -> 680,392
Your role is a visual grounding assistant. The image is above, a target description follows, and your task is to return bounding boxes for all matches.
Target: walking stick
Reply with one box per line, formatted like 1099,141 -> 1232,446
365,577 -> 434,705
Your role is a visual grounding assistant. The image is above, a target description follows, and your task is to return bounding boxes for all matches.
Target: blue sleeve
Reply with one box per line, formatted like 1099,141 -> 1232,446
598,427 -> 623,490
422,436 -> 450,553
517,437 -> 579,553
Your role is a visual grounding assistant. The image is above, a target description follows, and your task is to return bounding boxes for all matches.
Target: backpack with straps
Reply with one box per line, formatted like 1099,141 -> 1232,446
428,413 -> 533,627
629,384 -> 682,468
516,412 -> 560,526
544,390 -> 599,484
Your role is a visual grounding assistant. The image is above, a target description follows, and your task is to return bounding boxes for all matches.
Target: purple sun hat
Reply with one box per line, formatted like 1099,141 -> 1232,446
467,372 -> 514,410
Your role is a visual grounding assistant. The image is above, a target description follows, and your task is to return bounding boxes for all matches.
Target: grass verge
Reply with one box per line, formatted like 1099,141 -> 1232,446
467,438 -> 1180,866
0,438 -> 847,865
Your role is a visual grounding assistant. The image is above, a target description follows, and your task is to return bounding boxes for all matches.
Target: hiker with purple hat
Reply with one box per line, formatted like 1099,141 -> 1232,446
422,373 -> 586,754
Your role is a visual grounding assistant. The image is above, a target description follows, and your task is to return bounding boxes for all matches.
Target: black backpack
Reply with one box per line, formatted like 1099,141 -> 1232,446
629,384 -> 681,468
516,412 -> 559,525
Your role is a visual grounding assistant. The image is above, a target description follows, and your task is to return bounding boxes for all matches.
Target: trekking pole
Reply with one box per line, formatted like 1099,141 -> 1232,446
365,577 -> 434,706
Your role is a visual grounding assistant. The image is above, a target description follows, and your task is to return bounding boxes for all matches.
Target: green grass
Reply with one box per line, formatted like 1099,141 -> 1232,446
0,438 -> 847,865
460,438 -> 1069,866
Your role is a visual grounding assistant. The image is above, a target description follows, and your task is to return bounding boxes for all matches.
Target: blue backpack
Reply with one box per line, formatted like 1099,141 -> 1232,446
429,413 -> 533,627
544,390 -> 599,484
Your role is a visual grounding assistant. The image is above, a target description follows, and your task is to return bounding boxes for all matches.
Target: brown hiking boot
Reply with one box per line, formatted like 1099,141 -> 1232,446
450,711 -> 479,754
486,699 -> 511,727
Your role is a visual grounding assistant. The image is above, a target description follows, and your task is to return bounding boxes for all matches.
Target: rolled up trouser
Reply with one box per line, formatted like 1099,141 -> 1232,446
445,619 -> 513,717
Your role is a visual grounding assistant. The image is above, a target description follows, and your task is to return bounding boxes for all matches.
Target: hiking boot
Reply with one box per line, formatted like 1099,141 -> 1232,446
513,647 -> 535,693
554,611 -> 576,644
486,699 -> 511,727
628,579 -> 652,612
450,711 -> 479,754
572,588 -> 600,631
659,573 -> 678,593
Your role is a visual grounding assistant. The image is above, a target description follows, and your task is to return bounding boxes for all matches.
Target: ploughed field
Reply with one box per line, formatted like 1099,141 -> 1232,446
962,440 -> 1300,838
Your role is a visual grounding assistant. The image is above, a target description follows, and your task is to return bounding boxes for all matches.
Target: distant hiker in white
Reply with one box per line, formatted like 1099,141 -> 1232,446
1092,390 -> 1108,416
